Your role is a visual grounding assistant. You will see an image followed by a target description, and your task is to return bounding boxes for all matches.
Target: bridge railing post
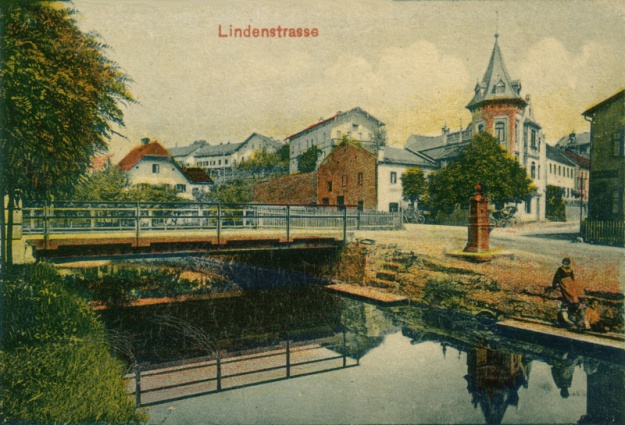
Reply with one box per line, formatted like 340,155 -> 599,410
134,362 -> 141,407
135,203 -> 140,246
43,200 -> 49,250
286,205 -> 290,242
217,204 -> 222,245
285,340 -> 291,378
343,207 -> 347,241
216,349 -> 222,391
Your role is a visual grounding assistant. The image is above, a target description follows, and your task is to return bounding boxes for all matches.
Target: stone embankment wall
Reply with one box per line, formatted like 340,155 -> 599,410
332,243 -> 624,333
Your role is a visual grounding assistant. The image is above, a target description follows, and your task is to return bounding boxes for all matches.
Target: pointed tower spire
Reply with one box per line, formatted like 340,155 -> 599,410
467,33 -> 526,111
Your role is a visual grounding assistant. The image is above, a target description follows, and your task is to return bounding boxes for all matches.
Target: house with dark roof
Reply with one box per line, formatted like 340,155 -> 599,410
169,140 -> 209,167
117,139 -> 213,200
405,34 -> 548,221
287,107 -> 385,173
555,132 -> 591,157
193,132 -> 283,182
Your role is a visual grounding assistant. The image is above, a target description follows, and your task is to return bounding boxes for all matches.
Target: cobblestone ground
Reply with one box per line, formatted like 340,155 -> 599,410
348,222 -> 624,332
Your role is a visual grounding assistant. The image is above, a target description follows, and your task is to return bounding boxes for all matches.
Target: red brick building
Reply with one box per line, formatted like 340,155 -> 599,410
316,144 -> 377,210
253,172 -> 317,205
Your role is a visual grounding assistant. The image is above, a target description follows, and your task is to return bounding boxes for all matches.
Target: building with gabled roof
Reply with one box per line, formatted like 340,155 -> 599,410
170,140 -> 209,167
582,88 -> 625,225
193,132 -> 283,182
287,107 -> 385,173
555,132 -> 591,158
117,139 -> 212,200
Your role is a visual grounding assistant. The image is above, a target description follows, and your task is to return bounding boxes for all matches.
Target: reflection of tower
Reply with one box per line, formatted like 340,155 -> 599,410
465,347 -> 530,425
579,362 -> 625,424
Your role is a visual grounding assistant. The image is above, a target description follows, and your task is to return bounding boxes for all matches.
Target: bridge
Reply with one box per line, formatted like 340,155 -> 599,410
15,202 -> 401,262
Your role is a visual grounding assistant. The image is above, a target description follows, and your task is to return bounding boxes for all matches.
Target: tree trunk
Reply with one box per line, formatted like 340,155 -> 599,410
0,191 -> 6,272
6,191 -> 15,267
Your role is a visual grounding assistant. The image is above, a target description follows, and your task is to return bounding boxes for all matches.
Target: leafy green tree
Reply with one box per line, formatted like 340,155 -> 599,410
125,184 -> 185,203
297,145 -> 322,173
0,1 -> 133,267
401,167 -> 427,209
336,135 -> 363,149
546,185 -> 566,221
73,166 -> 129,202
276,144 -> 290,164
205,179 -> 253,204
370,126 -> 387,151
428,132 -> 535,214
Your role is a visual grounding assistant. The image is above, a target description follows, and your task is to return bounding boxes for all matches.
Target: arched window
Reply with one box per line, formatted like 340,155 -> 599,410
531,162 -> 536,179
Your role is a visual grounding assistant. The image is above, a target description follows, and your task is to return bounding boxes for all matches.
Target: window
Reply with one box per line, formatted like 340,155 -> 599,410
175,184 -> 186,193
337,196 -> 345,206
612,132 -> 624,157
495,122 -> 506,145
531,162 -> 536,179
327,181 -> 333,192
352,123 -> 359,130
218,160 -> 222,165
525,196 -> 532,214
492,80 -> 505,94
342,175 -> 348,187
322,198 -> 329,205
357,172 -> 364,186
225,159 -> 229,165
152,164 -> 160,174
389,203 -> 399,213
357,201 -> 364,211
549,164 -> 552,174
390,172 -> 397,184
612,190 -> 623,215
530,129 -> 537,148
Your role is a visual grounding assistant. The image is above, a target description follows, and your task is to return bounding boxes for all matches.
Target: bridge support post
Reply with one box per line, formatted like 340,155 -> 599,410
216,349 -> 222,391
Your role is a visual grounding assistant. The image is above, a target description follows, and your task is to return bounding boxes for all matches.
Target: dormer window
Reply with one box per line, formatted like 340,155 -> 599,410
492,80 -> 505,94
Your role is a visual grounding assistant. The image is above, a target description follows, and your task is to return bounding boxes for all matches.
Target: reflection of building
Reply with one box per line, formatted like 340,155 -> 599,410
579,361 -> 625,425
465,347 -> 531,425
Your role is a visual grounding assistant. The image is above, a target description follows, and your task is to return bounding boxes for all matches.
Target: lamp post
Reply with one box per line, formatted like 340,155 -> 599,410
578,174 -> 585,237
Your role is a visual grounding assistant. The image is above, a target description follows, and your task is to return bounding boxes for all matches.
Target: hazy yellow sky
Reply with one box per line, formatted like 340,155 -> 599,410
73,0 -> 625,159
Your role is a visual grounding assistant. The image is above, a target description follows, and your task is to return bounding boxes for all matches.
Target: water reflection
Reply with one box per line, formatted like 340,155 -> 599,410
100,286 -> 624,424
465,348 -> 530,425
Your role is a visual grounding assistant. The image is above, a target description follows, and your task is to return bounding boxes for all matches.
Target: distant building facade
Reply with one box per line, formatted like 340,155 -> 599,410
287,107 -> 385,173
193,132 -> 282,182
556,132 -> 591,157
582,89 -> 625,222
117,139 -> 212,200
406,34 -> 547,221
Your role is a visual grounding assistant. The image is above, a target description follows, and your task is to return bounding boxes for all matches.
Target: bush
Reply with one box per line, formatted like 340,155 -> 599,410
1,263 -> 145,423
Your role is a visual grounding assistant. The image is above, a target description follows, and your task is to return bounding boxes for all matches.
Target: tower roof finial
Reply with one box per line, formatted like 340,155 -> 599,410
495,10 -> 499,38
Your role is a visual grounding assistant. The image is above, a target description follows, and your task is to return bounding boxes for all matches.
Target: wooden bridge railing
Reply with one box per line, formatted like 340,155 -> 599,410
21,202 -> 402,242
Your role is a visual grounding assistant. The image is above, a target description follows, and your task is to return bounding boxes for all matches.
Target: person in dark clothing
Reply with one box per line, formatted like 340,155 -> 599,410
546,257 -> 589,329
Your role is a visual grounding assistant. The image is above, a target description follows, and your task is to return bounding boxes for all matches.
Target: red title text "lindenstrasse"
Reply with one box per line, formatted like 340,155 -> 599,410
218,24 -> 319,38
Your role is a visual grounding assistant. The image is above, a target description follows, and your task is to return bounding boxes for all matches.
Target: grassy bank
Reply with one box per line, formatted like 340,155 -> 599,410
1,264 -> 146,424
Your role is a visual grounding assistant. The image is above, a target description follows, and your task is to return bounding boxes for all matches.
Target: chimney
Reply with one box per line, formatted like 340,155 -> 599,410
442,122 -> 450,145
141,137 -> 151,145
377,148 -> 385,162
569,132 -> 576,144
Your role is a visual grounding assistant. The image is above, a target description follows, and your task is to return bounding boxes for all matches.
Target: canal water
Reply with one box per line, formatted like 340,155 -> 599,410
93,269 -> 624,425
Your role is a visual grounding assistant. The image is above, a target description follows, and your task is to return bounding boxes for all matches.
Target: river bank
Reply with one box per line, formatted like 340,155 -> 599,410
339,222 -> 624,333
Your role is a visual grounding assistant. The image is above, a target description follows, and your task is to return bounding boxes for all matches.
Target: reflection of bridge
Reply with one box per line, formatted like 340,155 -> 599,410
127,334 -> 358,407
18,202 -> 401,261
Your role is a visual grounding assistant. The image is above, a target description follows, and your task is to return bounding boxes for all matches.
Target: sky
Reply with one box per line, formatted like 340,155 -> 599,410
72,0 -> 625,160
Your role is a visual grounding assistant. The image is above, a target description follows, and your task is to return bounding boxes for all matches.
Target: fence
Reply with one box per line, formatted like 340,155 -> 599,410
127,335 -> 358,407
582,220 -> 625,246
21,201 -> 402,241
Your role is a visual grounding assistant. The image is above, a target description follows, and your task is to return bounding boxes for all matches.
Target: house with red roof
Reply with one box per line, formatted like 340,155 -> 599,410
287,107 -> 385,173
117,138 -> 213,200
